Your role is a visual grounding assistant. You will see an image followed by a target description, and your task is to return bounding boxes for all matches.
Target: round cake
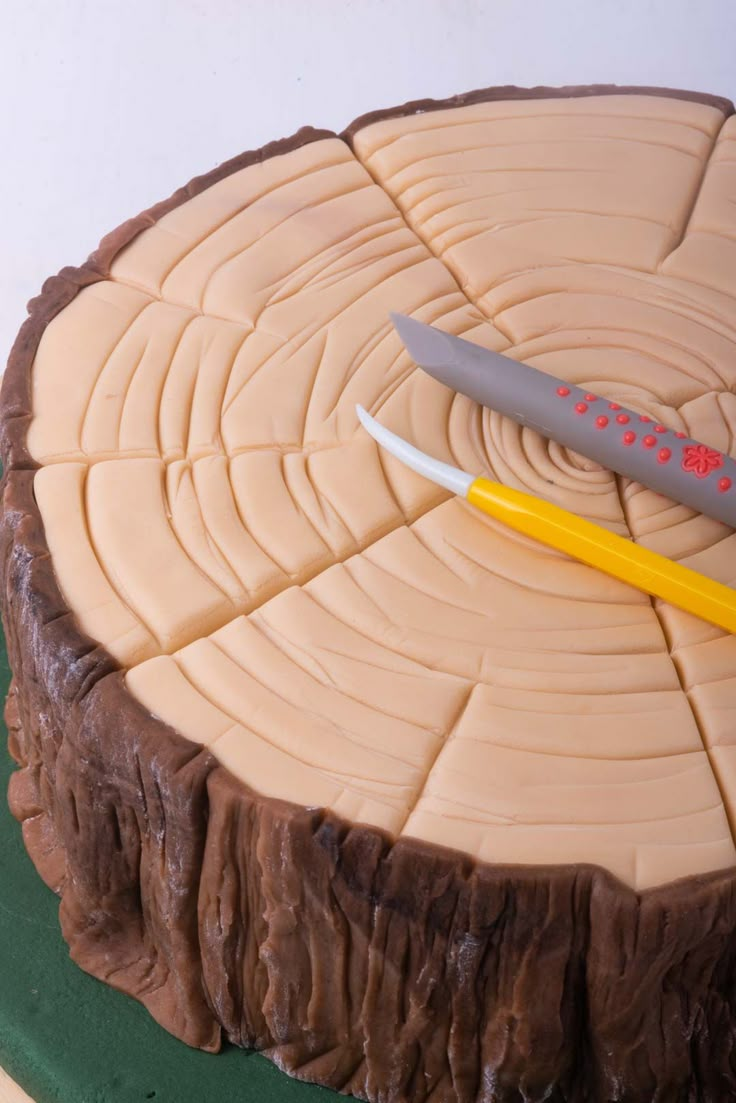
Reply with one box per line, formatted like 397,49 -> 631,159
3,83 -> 736,1102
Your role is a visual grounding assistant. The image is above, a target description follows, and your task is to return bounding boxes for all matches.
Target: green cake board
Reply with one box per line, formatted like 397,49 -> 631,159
0,629 -> 344,1103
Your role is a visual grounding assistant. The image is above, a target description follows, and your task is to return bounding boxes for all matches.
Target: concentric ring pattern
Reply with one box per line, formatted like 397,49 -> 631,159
27,93 -> 736,889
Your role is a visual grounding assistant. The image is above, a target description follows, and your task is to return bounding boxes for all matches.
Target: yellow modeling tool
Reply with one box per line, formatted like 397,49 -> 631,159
356,405 -> 736,634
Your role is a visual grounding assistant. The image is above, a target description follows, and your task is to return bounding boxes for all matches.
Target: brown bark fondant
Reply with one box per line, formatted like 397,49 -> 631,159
3,86 -> 736,1102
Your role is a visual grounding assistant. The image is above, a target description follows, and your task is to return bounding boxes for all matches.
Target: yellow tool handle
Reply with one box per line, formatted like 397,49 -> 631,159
467,477 -> 736,634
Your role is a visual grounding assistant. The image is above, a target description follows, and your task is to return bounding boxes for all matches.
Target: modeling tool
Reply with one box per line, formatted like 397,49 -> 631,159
356,404 -> 736,634
391,313 -> 736,528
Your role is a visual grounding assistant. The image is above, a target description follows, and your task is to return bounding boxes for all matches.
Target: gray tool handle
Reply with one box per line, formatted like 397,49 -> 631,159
422,329 -> 736,528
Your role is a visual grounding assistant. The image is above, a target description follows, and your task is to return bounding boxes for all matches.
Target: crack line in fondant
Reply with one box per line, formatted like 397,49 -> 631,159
658,112 -> 728,265
396,683 -> 478,832
79,464 -> 160,645
154,158 -> 352,294
614,470 -> 736,847
196,179 -> 375,314
77,297 -> 157,456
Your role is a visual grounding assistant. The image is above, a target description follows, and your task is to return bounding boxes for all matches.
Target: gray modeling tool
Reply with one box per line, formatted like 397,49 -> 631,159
392,313 -> 736,528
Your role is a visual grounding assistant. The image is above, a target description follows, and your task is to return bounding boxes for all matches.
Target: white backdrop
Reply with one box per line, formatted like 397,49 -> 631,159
1,0 -> 734,363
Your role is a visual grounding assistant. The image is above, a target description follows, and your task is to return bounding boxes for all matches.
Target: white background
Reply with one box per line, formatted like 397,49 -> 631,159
1,0 -> 734,363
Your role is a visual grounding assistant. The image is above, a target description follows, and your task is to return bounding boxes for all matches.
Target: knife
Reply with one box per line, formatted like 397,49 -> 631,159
355,404 -> 736,634
391,313 -> 736,528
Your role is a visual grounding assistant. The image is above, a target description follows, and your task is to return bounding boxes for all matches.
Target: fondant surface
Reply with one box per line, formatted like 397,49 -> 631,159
24,95 -> 736,890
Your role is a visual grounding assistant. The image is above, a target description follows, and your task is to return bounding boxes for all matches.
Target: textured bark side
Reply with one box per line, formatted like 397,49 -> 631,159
586,871 -> 736,1100
196,766 -> 736,1103
58,675 -> 221,1050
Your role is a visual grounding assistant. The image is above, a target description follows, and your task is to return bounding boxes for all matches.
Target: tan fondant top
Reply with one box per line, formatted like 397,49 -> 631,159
28,96 -> 736,889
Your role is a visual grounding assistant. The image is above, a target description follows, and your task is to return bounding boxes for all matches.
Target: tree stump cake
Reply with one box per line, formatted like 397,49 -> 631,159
3,84 -> 736,1102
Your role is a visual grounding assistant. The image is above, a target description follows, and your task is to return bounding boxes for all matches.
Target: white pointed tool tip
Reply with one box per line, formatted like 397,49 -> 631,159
355,403 -> 371,430
354,404 -> 474,498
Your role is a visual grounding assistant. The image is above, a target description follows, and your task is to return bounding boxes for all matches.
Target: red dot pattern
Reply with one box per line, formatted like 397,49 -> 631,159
550,390 -> 727,496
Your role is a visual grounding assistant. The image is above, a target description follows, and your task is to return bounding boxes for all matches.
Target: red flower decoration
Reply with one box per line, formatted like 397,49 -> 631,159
681,444 -> 724,479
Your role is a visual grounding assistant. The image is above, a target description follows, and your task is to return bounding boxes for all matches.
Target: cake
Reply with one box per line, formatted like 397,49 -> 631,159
3,83 -> 736,1102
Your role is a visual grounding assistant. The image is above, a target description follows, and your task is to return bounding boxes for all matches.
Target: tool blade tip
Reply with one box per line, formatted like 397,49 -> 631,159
390,313 -> 456,370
